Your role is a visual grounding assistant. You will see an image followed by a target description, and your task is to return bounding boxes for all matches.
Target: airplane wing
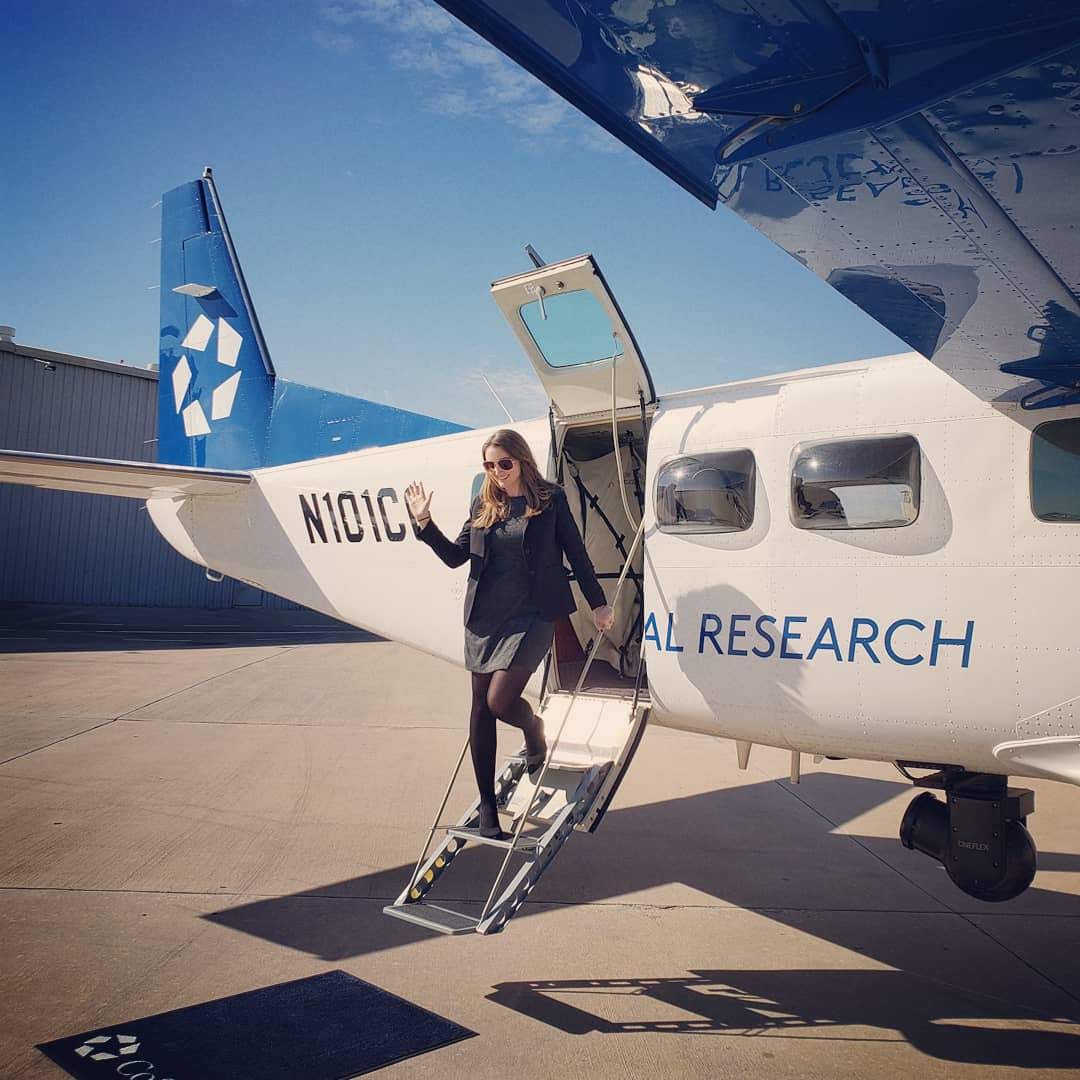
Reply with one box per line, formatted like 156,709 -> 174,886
0,450 -> 251,499
435,1 -> 1080,403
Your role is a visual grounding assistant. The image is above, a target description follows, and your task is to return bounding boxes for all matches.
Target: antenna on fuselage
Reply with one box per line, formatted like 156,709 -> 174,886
480,374 -> 515,423
525,244 -> 545,269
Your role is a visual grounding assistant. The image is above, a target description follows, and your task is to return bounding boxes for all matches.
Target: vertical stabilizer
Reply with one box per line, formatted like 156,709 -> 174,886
158,169 -> 275,468
158,171 -> 468,469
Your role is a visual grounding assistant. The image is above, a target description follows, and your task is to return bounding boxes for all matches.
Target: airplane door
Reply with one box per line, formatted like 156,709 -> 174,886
491,255 -> 656,419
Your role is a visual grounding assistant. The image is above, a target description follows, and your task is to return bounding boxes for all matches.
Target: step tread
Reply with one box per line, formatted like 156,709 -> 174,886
382,902 -> 479,935
446,826 -> 540,852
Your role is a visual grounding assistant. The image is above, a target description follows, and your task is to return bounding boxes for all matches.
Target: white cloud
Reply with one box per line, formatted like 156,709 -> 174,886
464,367 -> 548,422
322,0 -> 455,33
609,0 -> 676,26
579,124 -> 625,155
313,28 -> 355,53
610,0 -> 656,24
515,99 -> 573,136
314,0 -> 611,150
428,87 -> 482,119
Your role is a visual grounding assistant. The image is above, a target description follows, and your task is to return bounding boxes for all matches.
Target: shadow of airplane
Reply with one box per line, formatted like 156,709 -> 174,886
485,969 -> 1080,1068
204,769 -> 1080,952
201,769 -> 1080,1064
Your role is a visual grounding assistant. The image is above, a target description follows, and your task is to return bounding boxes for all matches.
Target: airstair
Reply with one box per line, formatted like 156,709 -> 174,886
384,518 -> 648,936
383,689 -> 648,935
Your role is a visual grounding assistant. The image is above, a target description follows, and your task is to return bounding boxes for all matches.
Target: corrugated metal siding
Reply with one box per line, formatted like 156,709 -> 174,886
0,344 -> 299,608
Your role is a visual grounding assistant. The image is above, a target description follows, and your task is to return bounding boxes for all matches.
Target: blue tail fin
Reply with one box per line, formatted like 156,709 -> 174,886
158,170 -> 465,469
159,169 -> 276,468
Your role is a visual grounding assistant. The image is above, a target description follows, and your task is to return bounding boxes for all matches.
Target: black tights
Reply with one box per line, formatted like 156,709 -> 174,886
469,666 -> 541,821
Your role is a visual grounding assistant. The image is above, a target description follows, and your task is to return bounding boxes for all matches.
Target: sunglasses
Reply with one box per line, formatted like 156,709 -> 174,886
483,458 -> 516,472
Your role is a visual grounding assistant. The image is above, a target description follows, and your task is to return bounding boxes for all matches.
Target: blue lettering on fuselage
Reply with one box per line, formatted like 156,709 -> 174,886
644,612 -> 974,668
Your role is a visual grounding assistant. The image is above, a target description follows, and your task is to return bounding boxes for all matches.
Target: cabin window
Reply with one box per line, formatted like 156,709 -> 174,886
520,289 -> 623,368
656,450 -> 756,533
1032,418 -> 1080,521
791,434 -> 920,530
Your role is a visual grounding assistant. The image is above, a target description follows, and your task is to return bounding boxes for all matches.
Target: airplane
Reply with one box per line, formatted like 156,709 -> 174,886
3,1 -> 1080,932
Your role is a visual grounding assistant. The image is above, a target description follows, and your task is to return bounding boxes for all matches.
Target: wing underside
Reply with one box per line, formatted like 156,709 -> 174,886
435,1 -> 1080,403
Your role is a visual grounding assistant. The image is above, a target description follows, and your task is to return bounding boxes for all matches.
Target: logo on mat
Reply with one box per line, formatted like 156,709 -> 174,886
74,1034 -> 141,1060
172,314 -> 243,437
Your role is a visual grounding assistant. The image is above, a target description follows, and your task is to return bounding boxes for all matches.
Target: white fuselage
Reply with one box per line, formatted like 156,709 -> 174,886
147,351 -> 1080,783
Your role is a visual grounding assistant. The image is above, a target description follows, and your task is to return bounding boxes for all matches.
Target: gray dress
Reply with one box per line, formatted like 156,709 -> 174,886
464,495 -> 555,674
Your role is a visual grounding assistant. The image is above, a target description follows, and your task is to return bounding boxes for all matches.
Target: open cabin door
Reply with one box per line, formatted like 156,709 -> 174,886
491,255 -> 656,420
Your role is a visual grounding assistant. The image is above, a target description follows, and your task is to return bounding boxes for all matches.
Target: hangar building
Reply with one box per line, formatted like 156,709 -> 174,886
0,329 -> 298,609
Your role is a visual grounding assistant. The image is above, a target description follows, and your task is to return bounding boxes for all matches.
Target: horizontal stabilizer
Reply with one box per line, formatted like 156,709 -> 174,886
0,450 -> 251,499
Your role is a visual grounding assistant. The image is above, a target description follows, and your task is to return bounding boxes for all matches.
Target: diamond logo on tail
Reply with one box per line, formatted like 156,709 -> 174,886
173,316 -> 243,436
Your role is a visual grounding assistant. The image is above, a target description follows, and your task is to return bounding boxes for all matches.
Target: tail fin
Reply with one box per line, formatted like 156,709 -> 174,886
159,168 -> 275,469
159,170 -> 467,470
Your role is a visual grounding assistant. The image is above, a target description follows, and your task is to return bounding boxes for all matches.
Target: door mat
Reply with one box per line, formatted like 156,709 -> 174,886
37,969 -> 475,1079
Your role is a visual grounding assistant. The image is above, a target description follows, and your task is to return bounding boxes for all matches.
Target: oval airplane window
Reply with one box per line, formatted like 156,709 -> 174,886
1032,418 -> 1080,521
520,289 -> 624,368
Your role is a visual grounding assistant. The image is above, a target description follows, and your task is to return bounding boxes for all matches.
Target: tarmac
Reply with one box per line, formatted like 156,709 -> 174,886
2,603 -> 1079,1079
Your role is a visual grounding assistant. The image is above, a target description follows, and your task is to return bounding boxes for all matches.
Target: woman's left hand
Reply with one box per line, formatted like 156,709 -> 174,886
592,604 -> 615,634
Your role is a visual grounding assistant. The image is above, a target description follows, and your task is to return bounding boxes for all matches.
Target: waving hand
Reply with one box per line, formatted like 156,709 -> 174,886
405,481 -> 433,526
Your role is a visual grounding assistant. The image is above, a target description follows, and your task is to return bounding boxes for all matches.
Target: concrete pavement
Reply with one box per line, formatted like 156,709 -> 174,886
2,605 -> 1079,1078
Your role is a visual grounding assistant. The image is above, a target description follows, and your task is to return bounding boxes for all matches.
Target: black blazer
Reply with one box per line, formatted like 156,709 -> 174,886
417,487 -> 607,625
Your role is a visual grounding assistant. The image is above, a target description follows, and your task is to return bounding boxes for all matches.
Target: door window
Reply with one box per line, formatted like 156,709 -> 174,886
520,289 -> 624,368
491,254 -> 654,417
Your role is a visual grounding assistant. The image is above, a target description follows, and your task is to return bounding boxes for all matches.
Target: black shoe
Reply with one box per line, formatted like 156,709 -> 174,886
477,803 -> 507,840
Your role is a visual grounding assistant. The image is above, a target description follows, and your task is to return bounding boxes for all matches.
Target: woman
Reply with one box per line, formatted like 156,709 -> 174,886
406,428 -> 614,839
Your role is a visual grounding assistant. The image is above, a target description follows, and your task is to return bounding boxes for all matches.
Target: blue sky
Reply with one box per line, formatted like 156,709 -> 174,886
5,0 -> 905,428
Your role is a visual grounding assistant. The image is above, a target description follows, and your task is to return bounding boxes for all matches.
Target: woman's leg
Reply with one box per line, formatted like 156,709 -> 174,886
487,664 -> 544,757
469,672 -> 499,827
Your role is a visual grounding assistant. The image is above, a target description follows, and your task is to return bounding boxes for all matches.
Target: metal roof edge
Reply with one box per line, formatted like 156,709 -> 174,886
0,342 -> 158,380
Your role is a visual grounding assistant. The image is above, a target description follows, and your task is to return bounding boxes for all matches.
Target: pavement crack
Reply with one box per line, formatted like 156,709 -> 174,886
117,647 -> 294,718
4,883 -> 1079,919
960,913 -> 1080,1010
0,718 -> 119,766
774,776 -> 1080,1010
114,718 -> 462,731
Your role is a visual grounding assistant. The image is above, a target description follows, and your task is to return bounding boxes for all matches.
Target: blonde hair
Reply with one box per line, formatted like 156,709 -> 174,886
473,428 -> 556,528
